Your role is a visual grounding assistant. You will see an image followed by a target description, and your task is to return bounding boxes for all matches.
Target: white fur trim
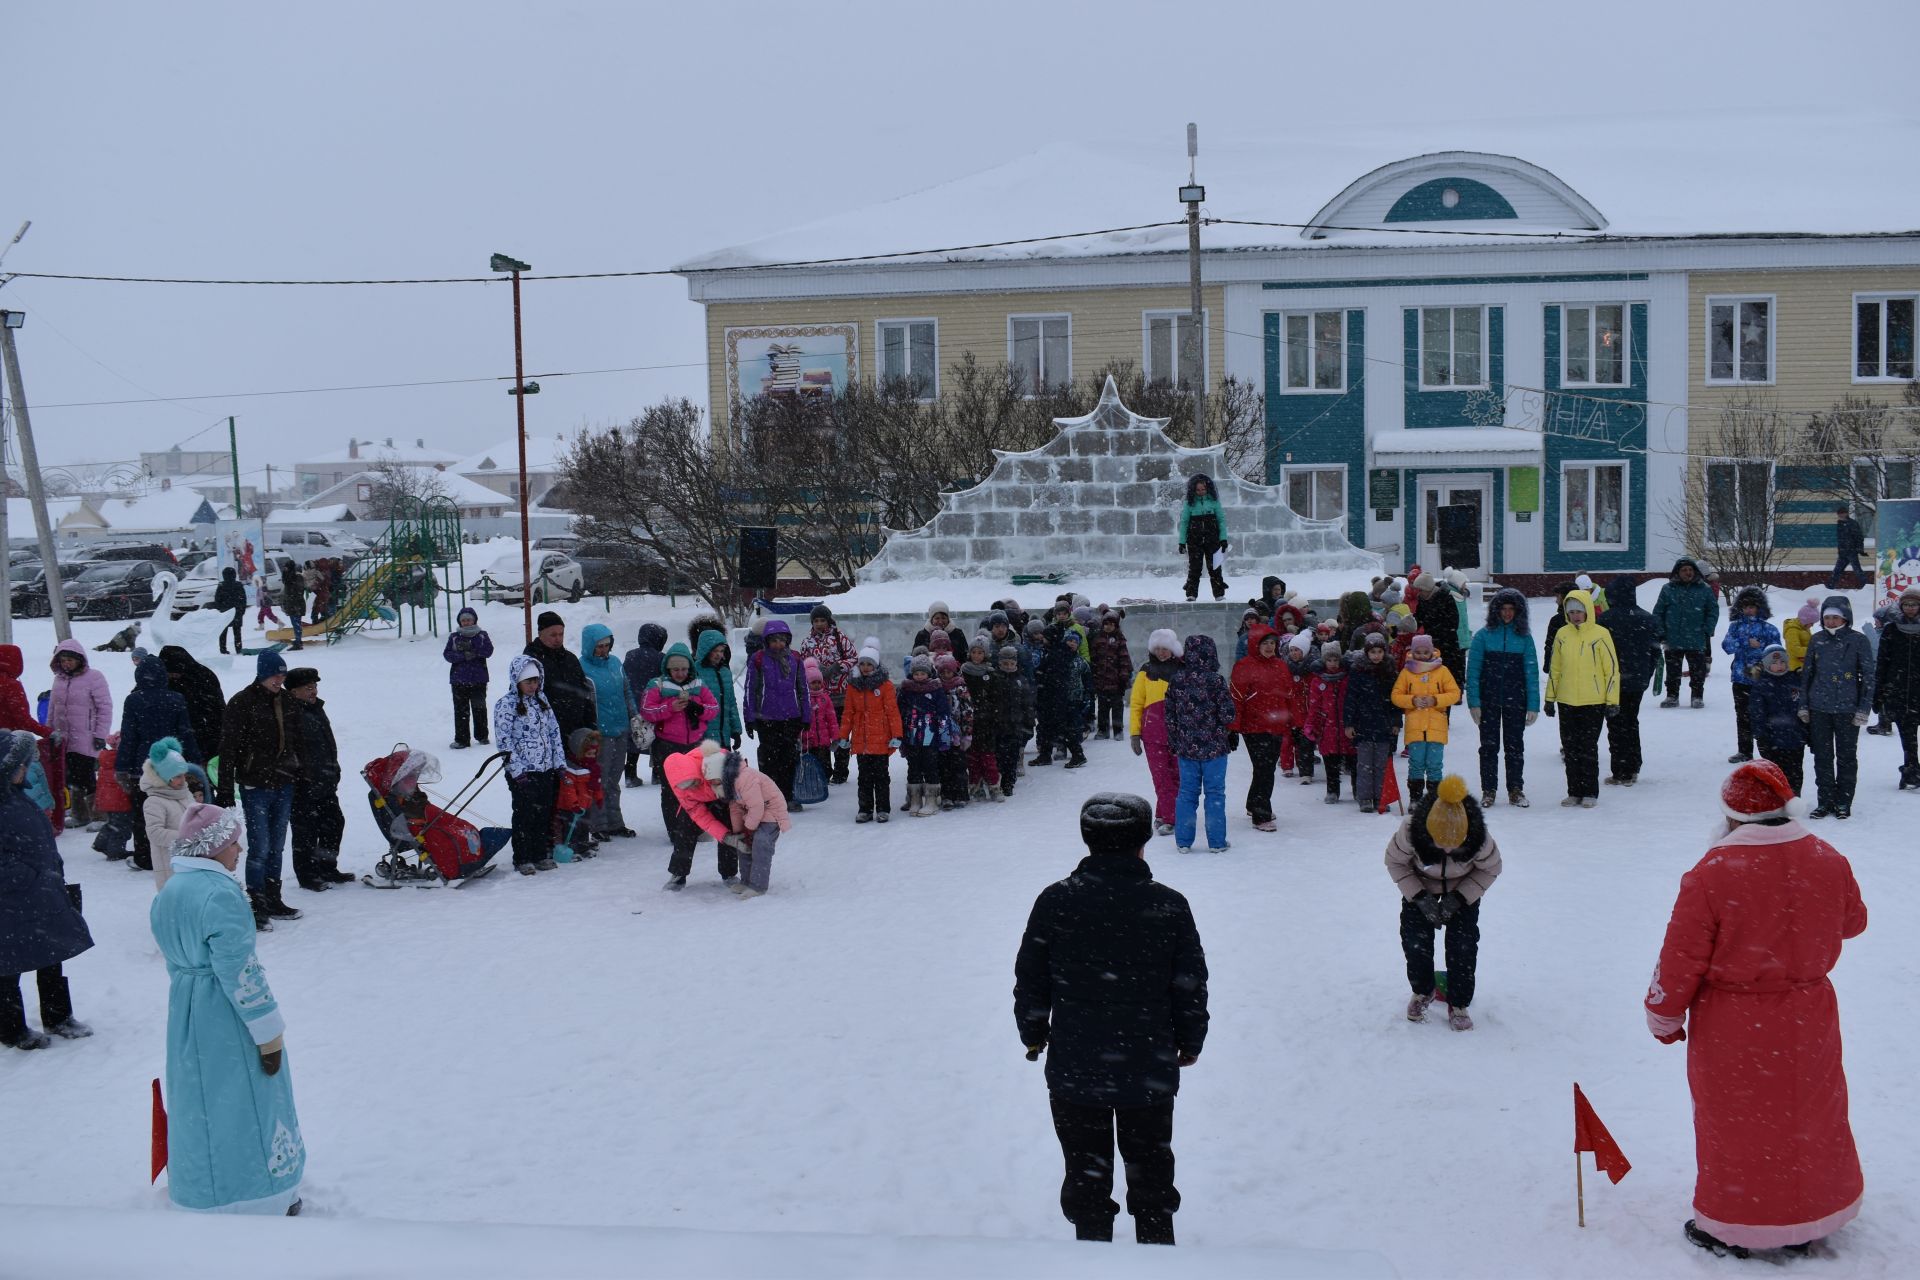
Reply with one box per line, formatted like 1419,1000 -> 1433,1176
246,1006 -> 287,1046
1721,799 -> 1790,823
1712,819 -> 1810,847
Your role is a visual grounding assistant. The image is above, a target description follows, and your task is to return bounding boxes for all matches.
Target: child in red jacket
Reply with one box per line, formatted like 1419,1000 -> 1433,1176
1303,641 -> 1356,802
799,657 -> 841,791
554,728 -> 605,860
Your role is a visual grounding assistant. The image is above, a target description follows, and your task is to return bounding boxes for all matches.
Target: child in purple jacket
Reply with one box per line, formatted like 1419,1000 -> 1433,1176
443,607 -> 494,750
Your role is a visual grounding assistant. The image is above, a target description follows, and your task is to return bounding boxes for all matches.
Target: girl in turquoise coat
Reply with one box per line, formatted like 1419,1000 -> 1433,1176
150,803 -> 306,1215
694,629 -> 744,748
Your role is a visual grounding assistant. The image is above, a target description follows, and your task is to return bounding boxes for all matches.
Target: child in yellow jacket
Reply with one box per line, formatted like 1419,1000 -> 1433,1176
1784,601 -> 1817,671
1392,634 -> 1462,793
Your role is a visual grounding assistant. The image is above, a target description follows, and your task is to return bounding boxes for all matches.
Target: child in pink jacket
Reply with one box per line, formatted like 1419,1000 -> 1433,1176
799,657 -> 841,790
707,747 -> 791,897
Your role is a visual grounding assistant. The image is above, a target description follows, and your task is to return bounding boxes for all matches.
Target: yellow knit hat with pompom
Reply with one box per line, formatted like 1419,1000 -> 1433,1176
1426,775 -> 1470,850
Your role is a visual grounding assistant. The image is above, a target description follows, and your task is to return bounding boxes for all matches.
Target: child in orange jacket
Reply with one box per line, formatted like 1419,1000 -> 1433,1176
836,644 -> 902,823
554,728 -> 605,860
1391,634 -> 1461,799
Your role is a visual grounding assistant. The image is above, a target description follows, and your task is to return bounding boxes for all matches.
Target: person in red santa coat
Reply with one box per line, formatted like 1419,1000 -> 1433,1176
1645,759 -> 1867,1257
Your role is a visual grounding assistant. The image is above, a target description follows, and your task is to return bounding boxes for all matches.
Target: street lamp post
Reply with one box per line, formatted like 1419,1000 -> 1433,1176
491,253 -> 536,644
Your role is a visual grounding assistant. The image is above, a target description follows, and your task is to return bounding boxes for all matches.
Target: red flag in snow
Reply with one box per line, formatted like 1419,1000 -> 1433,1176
151,1078 -> 168,1183
1378,754 -> 1401,814
1573,1083 -> 1630,1184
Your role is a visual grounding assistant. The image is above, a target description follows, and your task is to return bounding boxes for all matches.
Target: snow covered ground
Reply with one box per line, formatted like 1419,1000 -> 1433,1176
1,585 -> 1914,1278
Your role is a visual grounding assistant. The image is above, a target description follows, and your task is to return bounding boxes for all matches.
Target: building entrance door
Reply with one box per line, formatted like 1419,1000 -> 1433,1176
1418,473 -> 1492,572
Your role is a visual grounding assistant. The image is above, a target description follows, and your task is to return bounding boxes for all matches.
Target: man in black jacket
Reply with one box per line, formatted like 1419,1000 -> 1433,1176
524,611 -> 597,742
1829,505 -> 1866,590
1598,575 -> 1661,785
212,566 -> 247,655
280,558 -> 307,650
1014,793 -> 1209,1246
215,651 -> 302,927
285,668 -> 354,891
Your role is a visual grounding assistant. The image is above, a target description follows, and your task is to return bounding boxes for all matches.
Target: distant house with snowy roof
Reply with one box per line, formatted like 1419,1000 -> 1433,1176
675,112 -> 1920,579
6,496 -> 106,541
294,437 -> 463,501
452,435 -> 573,509
300,466 -> 510,521
93,488 -> 232,535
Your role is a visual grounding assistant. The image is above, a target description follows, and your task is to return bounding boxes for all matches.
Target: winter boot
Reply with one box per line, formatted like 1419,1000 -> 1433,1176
247,889 -> 274,931
1252,816 -> 1277,832
1,1026 -> 51,1051
262,880 -> 303,920
1690,693 -> 1705,709
855,810 -> 873,824
875,803 -> 890,823
130,851 -> 153,872
1659,695 -> 1679,709
1508,789 -> 1529,808
1481,791 -> 1496,808
1064,749 -> 1087,769
322,851 -> 355,884
1685,1219 -> 1750,1259
1449,1008 -> 1474,1031
1135,1215 -> 1175,1246
1407,778 -> 1427,804
46,1017 -> 93,1040
1406,991 -> 1434,1022
67,791 -> 92,829
1073,1218 -> 1115,1243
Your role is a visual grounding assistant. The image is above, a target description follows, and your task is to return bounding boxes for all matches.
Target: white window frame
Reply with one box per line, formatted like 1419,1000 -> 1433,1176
1141,309 -> 1209,392
1851,292 -> 1918,383
1702,457 -> 1775,547
1705,295 -> 1776,386
1417,305 -> 1489,391
1276,309 -> 1347,394
1281,464 -> 1348,522
1558,302 -> 1631,388
875,317 -> 940,401
1558,460 -> 1630,551
1007,313 -> 1072,396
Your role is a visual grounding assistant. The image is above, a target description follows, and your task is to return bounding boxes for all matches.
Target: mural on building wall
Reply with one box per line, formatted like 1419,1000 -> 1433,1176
1878,498 -> 1920,606
725,324 -> 858,405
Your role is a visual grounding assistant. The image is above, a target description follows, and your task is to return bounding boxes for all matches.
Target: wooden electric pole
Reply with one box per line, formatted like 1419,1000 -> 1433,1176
1179,123 -> 1207,446
0,308 -> 72,640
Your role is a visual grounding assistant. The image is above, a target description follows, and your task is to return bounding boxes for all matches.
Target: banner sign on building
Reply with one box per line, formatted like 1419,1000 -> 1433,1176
1877,498 -> 1920,607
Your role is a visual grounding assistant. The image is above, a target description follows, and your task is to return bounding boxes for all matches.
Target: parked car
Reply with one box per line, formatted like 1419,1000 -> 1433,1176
269,527 -> 370,567
175,549 -> 216,570
81,541 -> 180,566
477,549 -> 583,604
170,558 -> 282,614
571,541 -> 693,596
64,560 -> 170,619
532,534 -> 579,553
9,560 -> 96,618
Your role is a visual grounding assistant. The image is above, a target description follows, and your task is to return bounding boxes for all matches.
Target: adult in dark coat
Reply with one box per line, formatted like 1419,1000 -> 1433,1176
524,611 -> 596,742
1015,793 -> 1208,1246
1828,506 -> 1867,590
1,731 -> 95,1050
158,645 -> 223,765
1599,575 -> 1662,785
910,600 -> 968,655
1875,585 -> 1920,789
118,655 -> 200,868
1652,557 -> 1720,707
1413,572 -> 1465,685
211,567 -> 247,655
285,668 -> 353,891
622,623 -> 670,785
279,558 -> 307,650
215,651 -> 302,926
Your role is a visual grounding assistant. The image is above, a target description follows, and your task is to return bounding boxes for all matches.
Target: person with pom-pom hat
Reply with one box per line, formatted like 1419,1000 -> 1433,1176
1646,759 -> 1867,1258
1384,775 -> 1501,1031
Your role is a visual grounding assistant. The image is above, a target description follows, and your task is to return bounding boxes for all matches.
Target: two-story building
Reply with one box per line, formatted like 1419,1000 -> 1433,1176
676,125 -> 1920,585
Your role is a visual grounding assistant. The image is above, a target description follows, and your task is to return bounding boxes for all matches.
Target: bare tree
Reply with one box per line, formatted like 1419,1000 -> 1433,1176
1664,390 -> 1792,591
363,458 -> 450,521
1788,383 -> 1920,527
561,398 -> 754,623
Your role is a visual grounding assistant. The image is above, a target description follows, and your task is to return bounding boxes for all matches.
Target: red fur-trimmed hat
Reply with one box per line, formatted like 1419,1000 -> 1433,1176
1721,759 -> 1800,823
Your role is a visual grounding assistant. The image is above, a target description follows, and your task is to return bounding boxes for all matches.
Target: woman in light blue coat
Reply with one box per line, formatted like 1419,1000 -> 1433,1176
150,802 -> 305,1215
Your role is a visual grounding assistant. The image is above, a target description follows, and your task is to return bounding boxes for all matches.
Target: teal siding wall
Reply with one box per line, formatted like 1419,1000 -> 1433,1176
1402,306 -> 1504,428
1401,468 -> 1506,573
1264,309 -> 1368,546
1541,302 -> 1648,573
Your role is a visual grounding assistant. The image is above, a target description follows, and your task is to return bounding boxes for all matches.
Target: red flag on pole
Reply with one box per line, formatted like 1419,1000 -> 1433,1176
1573,1083 -> 1630,1184
1378,753 -> 1401,814
150,1078 -> 168,1184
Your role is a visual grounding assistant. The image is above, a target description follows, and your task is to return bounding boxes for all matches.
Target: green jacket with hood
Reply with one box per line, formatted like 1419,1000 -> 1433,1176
693,629 -> 743,745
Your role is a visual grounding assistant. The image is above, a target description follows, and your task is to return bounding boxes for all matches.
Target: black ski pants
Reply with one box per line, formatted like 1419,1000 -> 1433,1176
1808,711 -> 1861,809
1242,732 -> 1281,823
753,719 -> 802,802
290,781 -> 345,885
1182,542 -> 1227,600
855,753 -> 890,816
1048,1095 -> 1179,1241
1558,704 -> 1606,799
1606,688 -> 1645,781
1,965 -> 74,1041
1664,649 -> 1708,700
1292,727 -> 1317,780
1095,690 -> 1126,738
1477,703 -> 1526,795
994,732 -> 1025,795
221,609 -> 243,655
1400,896 -> 1481,1008
508,769 -> 558,868
451,683 -> 489,748
1760,743 -> 1805,797
1732,683 -> 1755,757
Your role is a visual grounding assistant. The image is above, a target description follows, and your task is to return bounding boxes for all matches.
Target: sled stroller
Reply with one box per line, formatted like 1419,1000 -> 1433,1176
361,746 -> 511,888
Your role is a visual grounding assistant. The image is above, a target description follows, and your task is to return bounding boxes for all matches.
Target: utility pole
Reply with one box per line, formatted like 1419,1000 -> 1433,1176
227,415 -> 243,513
0,221 -> 32,643
491,253 -> 535,644
0,309 -> 72,639
1179,123 -> 1207,447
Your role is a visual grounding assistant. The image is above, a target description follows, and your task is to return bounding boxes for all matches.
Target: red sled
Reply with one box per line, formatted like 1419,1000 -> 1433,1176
360,746 -> 510,888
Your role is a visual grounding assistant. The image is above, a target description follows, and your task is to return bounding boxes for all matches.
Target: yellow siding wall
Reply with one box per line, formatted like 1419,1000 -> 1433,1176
1688,267 -> 1920,564
703,285 -> 1227,434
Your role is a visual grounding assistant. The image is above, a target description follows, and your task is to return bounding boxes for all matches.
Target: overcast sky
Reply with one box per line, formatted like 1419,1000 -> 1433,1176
9,0 -> 1917,483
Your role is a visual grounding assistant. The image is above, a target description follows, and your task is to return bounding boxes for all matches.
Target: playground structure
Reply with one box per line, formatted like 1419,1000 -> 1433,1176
266,498 -> 470,646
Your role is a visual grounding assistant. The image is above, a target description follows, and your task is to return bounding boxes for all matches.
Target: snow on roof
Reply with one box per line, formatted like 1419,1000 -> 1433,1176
298,440 -> 464,467
95,489 -> 224,531
302,467 -> 511,511
270,504 -> 354,524
1371,428 -> 1543,467
679,110 -> 1920,272
7,496 -> 100,530
452,434 -> 572,478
